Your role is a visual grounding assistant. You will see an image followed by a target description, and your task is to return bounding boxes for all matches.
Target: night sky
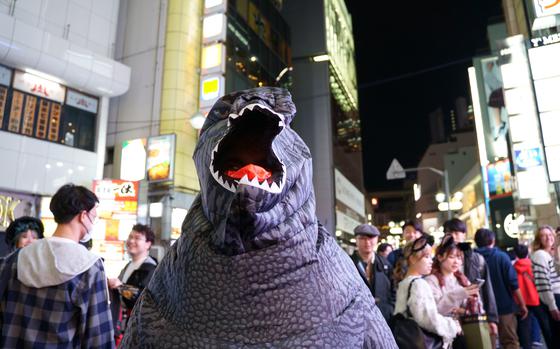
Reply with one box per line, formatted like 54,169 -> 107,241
345,0 -> 504,191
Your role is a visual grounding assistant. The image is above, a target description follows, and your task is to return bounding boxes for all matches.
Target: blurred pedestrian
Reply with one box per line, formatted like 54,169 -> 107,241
0,184 -> 114,348
108,224 -> 157,343
531,225 -> 560,349
475,228 -> 528,349
426,235 -> 482,349
443,218 -> 499,347
377,242 -> 393,259
5,216 -> 44,251
393,236 -> 461,348
351,224 -> 394,321
388,220 -> 423,268
513,244 -> 548,349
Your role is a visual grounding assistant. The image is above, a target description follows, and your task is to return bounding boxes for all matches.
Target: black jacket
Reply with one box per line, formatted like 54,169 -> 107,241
351,252 -> 395,321
461,244 -> 499,324
119,256 -> 158,309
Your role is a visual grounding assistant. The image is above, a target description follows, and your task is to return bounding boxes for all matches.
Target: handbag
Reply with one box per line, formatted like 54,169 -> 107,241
389,278 -> 443,349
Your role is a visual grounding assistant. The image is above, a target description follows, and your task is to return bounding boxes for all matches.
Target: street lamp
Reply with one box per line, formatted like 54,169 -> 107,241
189,111 -> 206,130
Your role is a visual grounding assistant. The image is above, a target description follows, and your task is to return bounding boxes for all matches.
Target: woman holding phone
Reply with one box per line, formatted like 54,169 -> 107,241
426,235 -> 482,349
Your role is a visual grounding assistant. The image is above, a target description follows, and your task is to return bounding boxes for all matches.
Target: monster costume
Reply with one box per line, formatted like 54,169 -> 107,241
121,87 -> 397,348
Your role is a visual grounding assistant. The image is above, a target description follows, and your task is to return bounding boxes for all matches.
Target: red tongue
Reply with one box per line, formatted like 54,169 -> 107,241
226,164 -> 272,181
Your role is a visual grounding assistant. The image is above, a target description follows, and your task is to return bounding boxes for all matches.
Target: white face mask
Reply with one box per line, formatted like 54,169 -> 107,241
80,211 -> 97,243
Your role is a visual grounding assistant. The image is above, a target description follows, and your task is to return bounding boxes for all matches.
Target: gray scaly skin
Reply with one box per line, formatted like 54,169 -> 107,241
120,87 -> 397,348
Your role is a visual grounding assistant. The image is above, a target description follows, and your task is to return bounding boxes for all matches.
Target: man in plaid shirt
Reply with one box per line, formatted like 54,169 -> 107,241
0,184 -> 114,348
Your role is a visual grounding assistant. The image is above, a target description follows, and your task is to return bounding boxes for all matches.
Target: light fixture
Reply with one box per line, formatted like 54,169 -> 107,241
335,230 -> 342,237
388,221 -> 395,228
250,56 -> 257,62
312,54 -> 329,62
416,213 -> 422,219
435,192 -> 446,203
350,238 -> 356,243
190,112 -> 206,130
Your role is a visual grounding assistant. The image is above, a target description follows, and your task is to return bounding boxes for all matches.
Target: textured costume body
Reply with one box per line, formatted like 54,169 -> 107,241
121,88 -> 396,348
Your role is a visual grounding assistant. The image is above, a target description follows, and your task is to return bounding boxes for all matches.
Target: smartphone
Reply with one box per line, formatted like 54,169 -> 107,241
475,278 -> 485,287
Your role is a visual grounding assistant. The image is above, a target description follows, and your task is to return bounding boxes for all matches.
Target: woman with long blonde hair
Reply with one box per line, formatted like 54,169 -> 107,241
531,225 -> 560,348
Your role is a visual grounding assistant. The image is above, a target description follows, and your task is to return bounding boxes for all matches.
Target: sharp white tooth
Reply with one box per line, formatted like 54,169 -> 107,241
259,180 -> 271,191
271,182 -> 280,192
227,120 -> 231,127
248,104 -> 257,111
229,113 -> 239,119
239,174 -> 251,185
278,121 -> 284,127
250,176 -> 260,187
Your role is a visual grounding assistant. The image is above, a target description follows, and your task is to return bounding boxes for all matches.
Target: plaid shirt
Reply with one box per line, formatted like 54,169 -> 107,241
0,255 -> 115,348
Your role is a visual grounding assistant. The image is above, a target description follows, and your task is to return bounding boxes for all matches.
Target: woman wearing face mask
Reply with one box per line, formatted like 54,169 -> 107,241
393,236 -> 461,349
426,235 -> 481,349
5,216 -> 44,252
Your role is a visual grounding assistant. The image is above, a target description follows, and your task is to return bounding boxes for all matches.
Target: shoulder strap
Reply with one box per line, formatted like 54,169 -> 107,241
0,249 -> 21,301
405,277 -> 420,317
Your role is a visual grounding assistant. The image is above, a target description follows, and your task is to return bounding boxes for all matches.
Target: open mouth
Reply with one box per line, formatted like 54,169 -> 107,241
209,103 -> 286,193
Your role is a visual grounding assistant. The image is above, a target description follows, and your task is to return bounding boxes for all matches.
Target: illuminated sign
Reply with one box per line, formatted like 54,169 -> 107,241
335,209 -> 362,235
325,0 -> 358,112
66,89 -> 98,113
533,0 -> 560,18
334,169 -> 365,217
121,138 -> 147,181
13,71 -> 66,103
199,75 -> 224,108
514,148 -> 544,171
92,179 -> 139,214
146,134 -> 176,182
529,42 -> 560,182
0,65 -> 11,86
93,180 -> 139,202
202,13 -> 226,43
201,43 -> 226,75
531,33 -> 560,48
486,160 -> 513,199
204,0 -> 227,14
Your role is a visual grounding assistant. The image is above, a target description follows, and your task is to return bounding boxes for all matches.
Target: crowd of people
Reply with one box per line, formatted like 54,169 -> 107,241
0,184 -> 157,348
351,219 -> 560,349
2,183 -> 560,348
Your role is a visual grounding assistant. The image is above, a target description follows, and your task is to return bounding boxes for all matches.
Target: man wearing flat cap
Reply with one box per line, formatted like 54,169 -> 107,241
351,224 -> 395,321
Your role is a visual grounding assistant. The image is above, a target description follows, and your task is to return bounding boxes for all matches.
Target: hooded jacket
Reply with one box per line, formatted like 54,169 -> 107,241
0,237 -> 114,348
475,246 -> 519,315
120,88 -> 397,348
513,258 -> 539,307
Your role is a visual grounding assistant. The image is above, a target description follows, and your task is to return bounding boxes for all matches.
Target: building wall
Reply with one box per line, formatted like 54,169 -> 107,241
282,0 -> 337,233
160,0 -> 202,192
0,0 -> 129,196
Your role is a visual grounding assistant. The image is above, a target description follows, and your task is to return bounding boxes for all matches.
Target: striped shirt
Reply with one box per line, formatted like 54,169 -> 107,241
531,249 -> 560,311
0,255 -> 115,348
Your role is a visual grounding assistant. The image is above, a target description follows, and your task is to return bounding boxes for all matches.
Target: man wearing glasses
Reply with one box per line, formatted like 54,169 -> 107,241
0,184 -> 114,348
108,224 -> 157,342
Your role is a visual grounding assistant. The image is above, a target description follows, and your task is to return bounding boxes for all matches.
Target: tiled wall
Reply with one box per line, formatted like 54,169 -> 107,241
0,0 -> 119,58
159,0 -> 202,192
0,131 -> 97,195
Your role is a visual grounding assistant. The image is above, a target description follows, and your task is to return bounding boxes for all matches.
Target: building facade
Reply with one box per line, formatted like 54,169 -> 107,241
282,0 -> 364,246
0,1 -> 130,245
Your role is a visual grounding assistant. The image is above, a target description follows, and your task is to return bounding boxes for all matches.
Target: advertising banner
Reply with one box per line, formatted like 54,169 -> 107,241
13,71 -> 66,103
486,159 -> 513,200
146,134 -> 176,182
92,179 -> 139,213
472,57 -> 510,164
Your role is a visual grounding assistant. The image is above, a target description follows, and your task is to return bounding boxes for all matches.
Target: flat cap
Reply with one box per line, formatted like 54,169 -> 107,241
354,224 -> 380,237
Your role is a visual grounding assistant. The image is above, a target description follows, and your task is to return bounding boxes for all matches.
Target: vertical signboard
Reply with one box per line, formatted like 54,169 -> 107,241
496,35 -> 550,203
146,134 -> 176,182
529,41 -> 560,183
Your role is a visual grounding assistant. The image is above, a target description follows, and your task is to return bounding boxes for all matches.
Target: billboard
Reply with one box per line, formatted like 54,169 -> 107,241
472,57 -> 510,164
486,159 -> 513,200
146,134 -> 176,182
